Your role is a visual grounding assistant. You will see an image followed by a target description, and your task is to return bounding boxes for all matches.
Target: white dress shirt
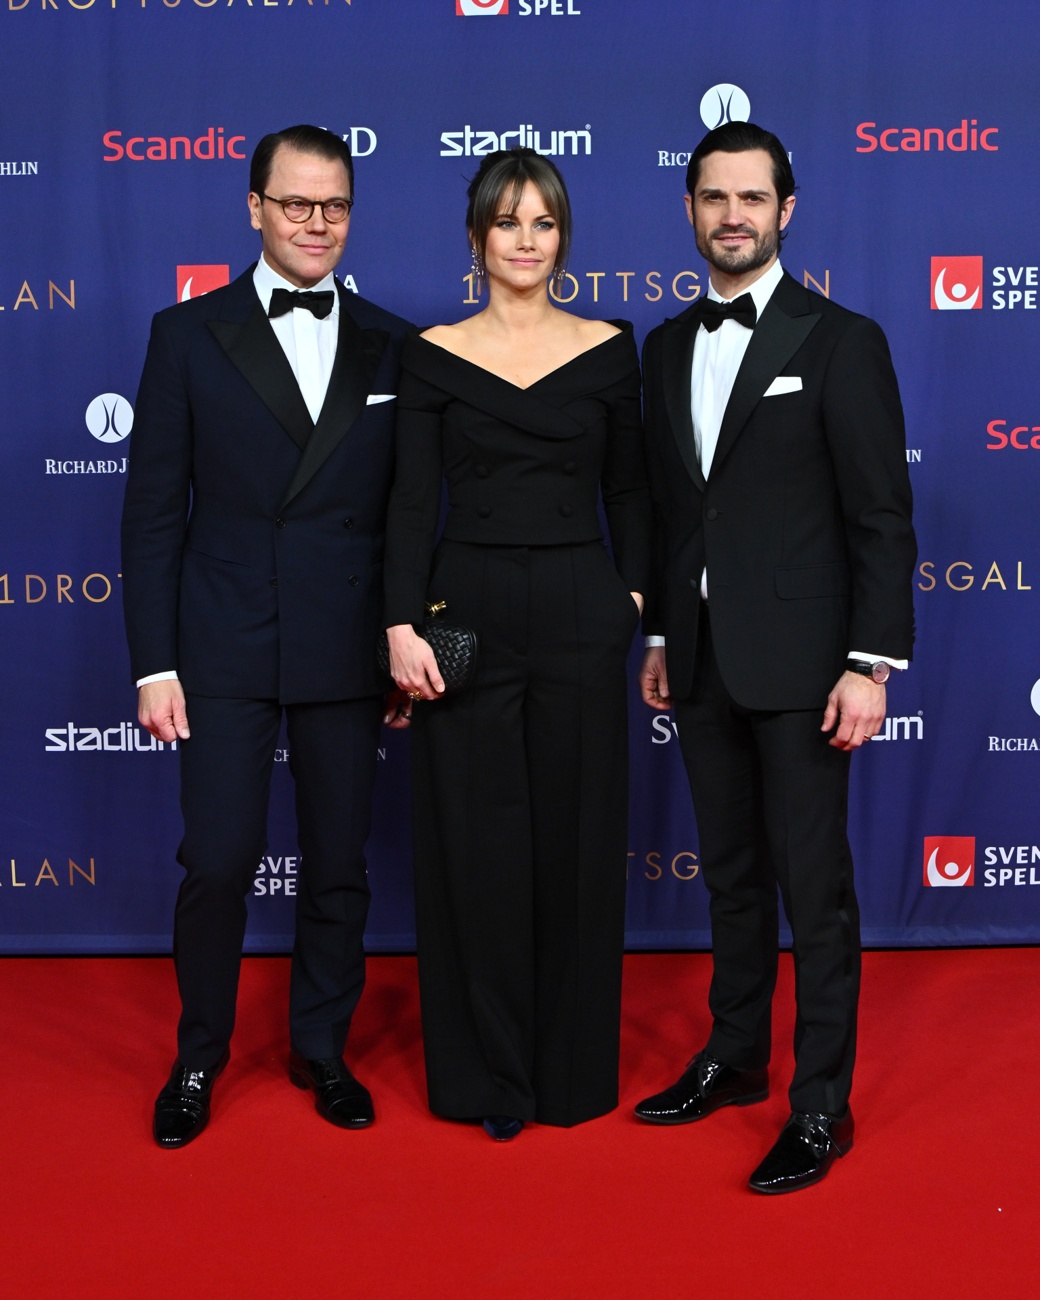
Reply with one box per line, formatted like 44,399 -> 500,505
136,255 -> 341,688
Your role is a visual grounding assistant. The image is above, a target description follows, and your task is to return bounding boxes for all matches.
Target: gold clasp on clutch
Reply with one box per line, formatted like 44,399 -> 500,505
425,600 -> 447,618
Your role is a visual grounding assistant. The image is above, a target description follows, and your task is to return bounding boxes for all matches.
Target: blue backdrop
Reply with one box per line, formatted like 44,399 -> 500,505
2,0 -> 1038,953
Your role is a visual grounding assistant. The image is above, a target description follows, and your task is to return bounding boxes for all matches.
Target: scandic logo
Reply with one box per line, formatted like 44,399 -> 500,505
177,265 -> 230,302
923,836 -> 975,887
931,256 -> 983,310
457,0 -> 507,12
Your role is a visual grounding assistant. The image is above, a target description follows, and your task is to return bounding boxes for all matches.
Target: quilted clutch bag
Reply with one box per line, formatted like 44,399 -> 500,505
377,601 -> 478,695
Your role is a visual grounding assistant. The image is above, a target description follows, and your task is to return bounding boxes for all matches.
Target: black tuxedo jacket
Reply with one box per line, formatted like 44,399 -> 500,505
643,271 -> 916,711
122,267 -> 413,703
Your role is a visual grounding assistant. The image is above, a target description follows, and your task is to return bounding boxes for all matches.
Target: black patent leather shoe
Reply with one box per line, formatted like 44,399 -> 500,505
153,1048 -> 230,1149
482,1115 -> 524,1141
634,1051 -> 768,1125
288,1051 -> 375,1128
748,1109 -> 855,1194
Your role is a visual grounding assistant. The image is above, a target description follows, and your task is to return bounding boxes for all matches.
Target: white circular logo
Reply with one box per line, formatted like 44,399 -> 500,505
1030,678 -> 1040,717
700,84 -> 752,130
458,0 -> 506,13
85,393 -> 134,443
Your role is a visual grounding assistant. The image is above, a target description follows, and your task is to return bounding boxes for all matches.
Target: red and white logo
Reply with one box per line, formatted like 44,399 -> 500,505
923,836 -> 975,887
457,0 -> 508,13
931,256 -> 983,310
177,265 -> 230,303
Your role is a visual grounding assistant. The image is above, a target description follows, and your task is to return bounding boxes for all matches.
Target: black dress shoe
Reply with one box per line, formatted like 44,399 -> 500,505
153,1048 -> 230,1149
748,1109 -> 855,1194
482,1115 -> 524,1141
634,1051 -> 768,1125
288,1051 -> 374,1128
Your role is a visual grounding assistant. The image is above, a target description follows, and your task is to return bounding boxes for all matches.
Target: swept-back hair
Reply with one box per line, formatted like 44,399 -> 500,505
249,125 -> 354,200
685,121 -> 796,206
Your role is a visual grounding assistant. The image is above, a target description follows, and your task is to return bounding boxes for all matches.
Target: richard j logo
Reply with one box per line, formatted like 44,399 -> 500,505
177,265 -> 230,302
700,84 -> 751,130
457,0 -> 508,13
923,836 -> 975,887
85,393 -> 133,443
931,256 -> 983,310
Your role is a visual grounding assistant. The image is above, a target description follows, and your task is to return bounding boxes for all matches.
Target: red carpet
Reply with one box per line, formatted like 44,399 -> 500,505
2,950 -> 1037,1297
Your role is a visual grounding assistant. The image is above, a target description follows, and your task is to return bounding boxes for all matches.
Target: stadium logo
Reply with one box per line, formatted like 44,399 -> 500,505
923,836 -> 975,887
44,722 -> 177,752
931,256 -> 983,310
440,123 -> 591,157
177,265 -> 230,302
700,84 -> 751,130
456,0 -> 507,13
869,713 -> 923,741
85,393 -> 133,444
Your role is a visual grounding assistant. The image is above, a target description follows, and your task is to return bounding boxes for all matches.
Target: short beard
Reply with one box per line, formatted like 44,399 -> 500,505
697,221 -> 780,278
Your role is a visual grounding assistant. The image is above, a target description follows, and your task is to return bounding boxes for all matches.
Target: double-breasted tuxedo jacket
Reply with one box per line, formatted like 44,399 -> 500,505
642,271 -> 916,1115
121,267 -> 412,1065
123,268 -> 411,703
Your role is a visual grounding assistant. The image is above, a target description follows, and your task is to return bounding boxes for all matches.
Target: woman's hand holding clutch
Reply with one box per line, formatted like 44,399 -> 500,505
387,623 -> 446,704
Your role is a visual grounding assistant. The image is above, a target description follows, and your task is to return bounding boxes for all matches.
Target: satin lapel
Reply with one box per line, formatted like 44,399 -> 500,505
660,312 -> 704,490
711,277 -> 820,475
279,282 -> 387,509
208,302 -> 314,453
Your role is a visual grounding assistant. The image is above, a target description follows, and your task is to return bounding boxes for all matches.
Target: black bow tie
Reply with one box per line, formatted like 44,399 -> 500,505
268,288 -> 335,320
699,293 -> 757,332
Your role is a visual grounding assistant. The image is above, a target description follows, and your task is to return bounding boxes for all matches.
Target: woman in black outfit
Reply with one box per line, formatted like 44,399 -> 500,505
384,149 -> 653,1139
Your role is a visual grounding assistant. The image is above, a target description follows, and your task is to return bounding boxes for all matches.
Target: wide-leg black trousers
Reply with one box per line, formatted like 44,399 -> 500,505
411,540 -> 640,1127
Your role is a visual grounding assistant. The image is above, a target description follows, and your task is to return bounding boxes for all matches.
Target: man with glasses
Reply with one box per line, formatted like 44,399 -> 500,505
122,125 -> 413,1147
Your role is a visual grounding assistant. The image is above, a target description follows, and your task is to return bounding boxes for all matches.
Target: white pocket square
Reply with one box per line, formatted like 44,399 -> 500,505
366,393 -> 396,405
763,376 -> 802,397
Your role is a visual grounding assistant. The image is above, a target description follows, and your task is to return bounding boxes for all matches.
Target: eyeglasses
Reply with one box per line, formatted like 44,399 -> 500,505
261,194 -> 354,224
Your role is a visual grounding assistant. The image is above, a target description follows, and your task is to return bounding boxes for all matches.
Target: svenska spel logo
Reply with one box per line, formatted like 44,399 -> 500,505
930,256 -> 983,310
177,265 -> 230,302
457,0 -> 508,14
923,836 -> 975,887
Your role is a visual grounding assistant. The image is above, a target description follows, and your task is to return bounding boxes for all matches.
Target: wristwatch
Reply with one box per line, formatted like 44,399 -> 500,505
845,658 -> 891,684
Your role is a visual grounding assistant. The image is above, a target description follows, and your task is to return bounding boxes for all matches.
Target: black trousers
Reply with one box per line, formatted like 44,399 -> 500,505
411,540 -> 640,1127
173,693 -> 382,1068
674,612 -> 859,1117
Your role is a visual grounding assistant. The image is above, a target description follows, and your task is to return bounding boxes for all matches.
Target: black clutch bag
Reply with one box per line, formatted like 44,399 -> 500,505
377,601 -> 478,695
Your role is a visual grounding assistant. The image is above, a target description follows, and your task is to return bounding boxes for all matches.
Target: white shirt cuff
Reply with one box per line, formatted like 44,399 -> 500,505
848,652 -> 908,671
136,671 -> 180,687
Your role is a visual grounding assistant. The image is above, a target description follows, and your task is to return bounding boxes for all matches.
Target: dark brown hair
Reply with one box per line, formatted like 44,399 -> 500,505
466,148 -> 572,279
685,121 -> 796,206
249,125 -> 354,201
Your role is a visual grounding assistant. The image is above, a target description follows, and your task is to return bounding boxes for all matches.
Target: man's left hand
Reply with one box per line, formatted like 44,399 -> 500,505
383,689 -> 414,729
821,671 -> 886,750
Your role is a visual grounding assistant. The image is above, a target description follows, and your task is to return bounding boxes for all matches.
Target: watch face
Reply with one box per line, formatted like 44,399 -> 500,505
871,661 -> 891,684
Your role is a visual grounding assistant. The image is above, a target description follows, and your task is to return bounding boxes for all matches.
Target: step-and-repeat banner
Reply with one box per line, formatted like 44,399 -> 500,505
2,0 -> 1037,952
